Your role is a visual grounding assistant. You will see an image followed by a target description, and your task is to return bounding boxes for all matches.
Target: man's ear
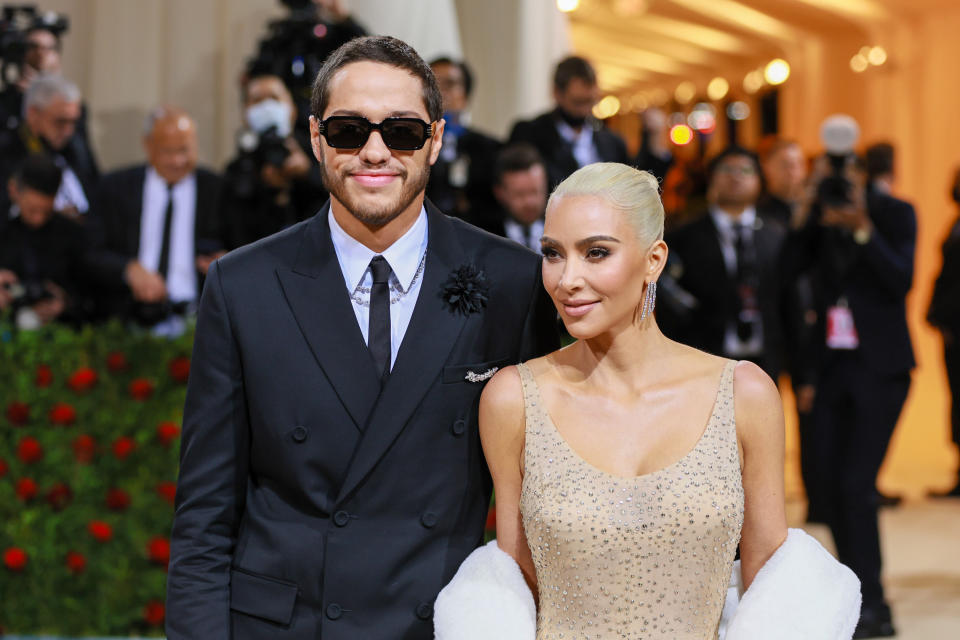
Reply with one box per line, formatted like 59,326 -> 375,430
427,118 -> 445,167
309,115 -> 324,162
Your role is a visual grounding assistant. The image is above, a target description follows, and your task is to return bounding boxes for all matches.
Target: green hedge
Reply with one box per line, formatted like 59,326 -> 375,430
0,321 -> 192,635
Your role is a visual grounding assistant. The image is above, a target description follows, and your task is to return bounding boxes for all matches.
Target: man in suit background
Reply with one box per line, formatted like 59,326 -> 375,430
509,55 -> 628,189
426,57 -> 501,230
658,147 -> 791,381
166,36 -> 558,640
84,106 -> 223,325
487,143 -> 548,251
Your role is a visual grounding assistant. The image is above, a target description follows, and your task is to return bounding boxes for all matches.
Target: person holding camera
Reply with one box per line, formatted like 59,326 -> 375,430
84,106 -> 224,326
0,153 -> 90,327
791,125 -> 916,638
220,71 -> 327,249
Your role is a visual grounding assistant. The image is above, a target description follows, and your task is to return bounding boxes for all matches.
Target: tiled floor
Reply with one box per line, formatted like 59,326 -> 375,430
791,498 -> 960,639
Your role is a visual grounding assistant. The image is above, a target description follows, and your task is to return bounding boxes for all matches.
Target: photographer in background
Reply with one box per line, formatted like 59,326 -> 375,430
220,72 -> 326,249
791,116 -> 916,639
0,7 -> 68,130
0,153 -> 90,328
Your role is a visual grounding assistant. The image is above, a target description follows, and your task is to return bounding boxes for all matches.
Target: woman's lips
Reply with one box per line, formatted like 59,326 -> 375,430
351,173 -> 398,187
562,301 -> 598,317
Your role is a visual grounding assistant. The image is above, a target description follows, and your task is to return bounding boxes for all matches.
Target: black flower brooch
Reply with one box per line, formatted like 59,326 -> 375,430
440,264 -> 490,316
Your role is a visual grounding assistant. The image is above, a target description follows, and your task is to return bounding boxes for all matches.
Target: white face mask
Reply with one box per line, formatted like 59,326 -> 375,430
245,99 -> 292,138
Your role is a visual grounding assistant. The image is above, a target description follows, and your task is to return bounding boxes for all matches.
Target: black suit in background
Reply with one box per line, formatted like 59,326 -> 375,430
84,165 -> 224,320
508,111 -> 629,189
929,214 -> 960,473
657,211 -> 792,381
426,127 -> 501,232
166,202 -> 559,639
793,189 -> 916,618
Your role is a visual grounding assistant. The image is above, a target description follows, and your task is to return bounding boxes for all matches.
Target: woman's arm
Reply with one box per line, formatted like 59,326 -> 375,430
479,366 -> 539,601
733,361 -> 789,589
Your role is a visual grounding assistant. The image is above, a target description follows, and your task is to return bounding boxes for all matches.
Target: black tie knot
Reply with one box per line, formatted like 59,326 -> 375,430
370,256 -> 392,285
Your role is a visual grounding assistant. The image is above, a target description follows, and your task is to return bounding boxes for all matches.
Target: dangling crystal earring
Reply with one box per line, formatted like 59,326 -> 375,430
639,281 -> 657,322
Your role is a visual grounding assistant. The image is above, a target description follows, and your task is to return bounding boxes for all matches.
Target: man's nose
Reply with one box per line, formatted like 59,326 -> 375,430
359,130 -> 391,164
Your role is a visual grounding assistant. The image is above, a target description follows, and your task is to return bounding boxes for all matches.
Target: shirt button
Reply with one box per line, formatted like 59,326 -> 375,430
451,419 -> 466,436
420,511 -> 438,528
415,602 -> 433,620
333,511 -> 350,527
292,426 -> 308,443
326,603 -> 342,620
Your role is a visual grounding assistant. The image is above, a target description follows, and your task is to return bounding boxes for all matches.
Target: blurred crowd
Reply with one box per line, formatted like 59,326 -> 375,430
1,5 -> 959,635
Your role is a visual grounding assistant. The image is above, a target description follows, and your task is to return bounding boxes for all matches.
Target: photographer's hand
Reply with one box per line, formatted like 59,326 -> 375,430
32,281 -> 67,325
0,269 -> 19,310
125,261 -> 168,303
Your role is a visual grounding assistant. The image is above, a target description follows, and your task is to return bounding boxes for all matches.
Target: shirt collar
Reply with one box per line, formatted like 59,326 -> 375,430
555,118 -> 593,144
145,166 -> 195,194
328,205 -> 428,292
710,205 -> 757,235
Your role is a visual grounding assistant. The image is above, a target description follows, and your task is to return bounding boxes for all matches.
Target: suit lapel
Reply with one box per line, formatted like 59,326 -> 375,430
129,167 -> 147,256
335,204 -> 468,505
276,207 -> 381,431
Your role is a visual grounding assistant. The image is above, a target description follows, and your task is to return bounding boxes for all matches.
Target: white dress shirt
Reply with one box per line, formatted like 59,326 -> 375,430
555,119 -> 599,168
710,206 -> 764,357
138,168 -> 198,304
52,157 -> 90,214
503,218 -> 544,253
329,206 -> 428,369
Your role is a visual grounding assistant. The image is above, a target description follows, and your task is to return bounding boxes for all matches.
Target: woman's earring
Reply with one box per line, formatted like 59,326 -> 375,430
639,281 -> 656,323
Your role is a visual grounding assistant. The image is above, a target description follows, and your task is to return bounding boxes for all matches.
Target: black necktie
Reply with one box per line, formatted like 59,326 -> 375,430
368,256 -> 393,382
733,222 -> 760,342
157,185 -> 174,281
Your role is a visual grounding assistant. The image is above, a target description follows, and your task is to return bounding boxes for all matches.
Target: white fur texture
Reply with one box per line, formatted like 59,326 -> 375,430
434,540 -> 536,640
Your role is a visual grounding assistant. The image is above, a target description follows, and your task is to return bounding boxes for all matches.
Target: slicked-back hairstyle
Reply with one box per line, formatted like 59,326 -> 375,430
494,143 -> 544,184
548,163 -> 665,248
311,35 -> 442,122
429,56 -> 474,98
553,56 -> 597,92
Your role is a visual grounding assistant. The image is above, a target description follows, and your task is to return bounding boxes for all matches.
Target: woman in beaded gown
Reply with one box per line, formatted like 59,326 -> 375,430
479,163 -> 788,639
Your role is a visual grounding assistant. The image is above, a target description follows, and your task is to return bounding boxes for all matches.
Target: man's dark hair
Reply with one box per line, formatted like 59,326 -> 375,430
494,143 -> 545,185
311,36 -> 442,122
13,154 -> 62,197
707,146 -> 760,184
240,69 -> 289,104
553,56 -> 596,92
865,142 -> 895,182
429,56 -> 474,99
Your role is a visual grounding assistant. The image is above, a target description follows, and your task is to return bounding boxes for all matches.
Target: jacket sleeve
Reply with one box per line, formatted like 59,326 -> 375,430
166,260 -> 250,640
518,259 -> 561,361
83,179 -> 134,289
857,198 -> 916,300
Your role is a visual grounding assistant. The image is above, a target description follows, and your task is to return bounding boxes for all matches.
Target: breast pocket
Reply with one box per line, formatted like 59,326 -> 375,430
441,357 -> 513,384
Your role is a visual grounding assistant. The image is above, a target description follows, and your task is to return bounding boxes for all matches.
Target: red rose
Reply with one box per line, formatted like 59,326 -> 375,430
106,488 -> 131,511
0,458 -> 8,478
112,436 -> 136,460
485,505 -> 496,531
143,600 -> 165,626
16,436 -> 43,464
67,367 -> 98,392
147,537 -> 170,566
157,481 -> 177,505
88,520 -> 113,543
46,482 -> 73,511
35,364 -> 53,387
168,356 -> 191,383
106,351 -> 128,372
72,434 -> 96,463
3,547 -> 28,572
157,421 -> 181,447
15,478 -> 37,501
5,401 -> 30,426
129,378 -> 154,401
65,551 -> 87,574
49,402 -> 77,426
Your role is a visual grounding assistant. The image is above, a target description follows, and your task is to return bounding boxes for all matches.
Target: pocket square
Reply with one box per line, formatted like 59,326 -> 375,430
465,367 -> 499,383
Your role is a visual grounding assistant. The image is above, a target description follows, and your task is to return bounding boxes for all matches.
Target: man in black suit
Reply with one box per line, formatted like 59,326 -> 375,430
426,57 -> 501,229
487,143 -> 548,250
793,155 -> 916,638
928,167 -> 960,498
166,36 -> 558,640
508,56 -> 629,189
84,106 -> 223,324
658,147 -> 791,381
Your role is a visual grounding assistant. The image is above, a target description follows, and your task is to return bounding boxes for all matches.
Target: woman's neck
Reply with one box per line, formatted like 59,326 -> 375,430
567,320 -> 671,392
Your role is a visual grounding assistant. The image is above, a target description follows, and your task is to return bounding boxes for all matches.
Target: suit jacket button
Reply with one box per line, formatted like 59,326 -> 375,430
416,602 -> 433,620
333,510 -> 350,527
326,603 -> 342,620
420,511 -> 438,528
292,426 -> 308,442
451,419 -> 466,436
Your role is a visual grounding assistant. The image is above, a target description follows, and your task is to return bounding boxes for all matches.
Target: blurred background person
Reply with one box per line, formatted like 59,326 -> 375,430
426,56 -> 500,229
0,154 -> 91,328
758,136 -> 808,228
658,147 -> 792,382
928,167 -> 960,498
633,107 -> 673,185
0,8 -> 67,131
0,74 -> 98,218
866,141 -> 896,196
220,71 -> 326,249
509,55 -> 628,189
84,107 -> 223,327
488,143 -> 548,250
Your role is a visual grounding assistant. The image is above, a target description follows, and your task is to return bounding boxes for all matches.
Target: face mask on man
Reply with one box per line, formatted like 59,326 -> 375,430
245,99 -> 292,138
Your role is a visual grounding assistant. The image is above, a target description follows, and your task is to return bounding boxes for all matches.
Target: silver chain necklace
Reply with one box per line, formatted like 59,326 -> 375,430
350,250 -> 427,307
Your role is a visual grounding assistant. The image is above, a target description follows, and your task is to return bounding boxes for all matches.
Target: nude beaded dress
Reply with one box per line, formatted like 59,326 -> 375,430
517,360 -> 744,639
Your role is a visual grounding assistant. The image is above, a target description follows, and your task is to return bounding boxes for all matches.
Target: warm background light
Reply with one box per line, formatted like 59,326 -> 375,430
674,80 -> 697,104
743,69 -> 764,94
707,76 -> 730,101
628,93 -> 649,112
592,95 -> 621,119
868,45 -> 888,66
764,58 -> 791,85
851,54 -> 869,73
726,101 -> 750,121
557,0 -> 579,12
669,123 -> 694,145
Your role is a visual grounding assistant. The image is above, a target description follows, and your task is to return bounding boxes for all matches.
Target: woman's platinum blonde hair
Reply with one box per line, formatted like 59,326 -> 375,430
547,163 -> 665,247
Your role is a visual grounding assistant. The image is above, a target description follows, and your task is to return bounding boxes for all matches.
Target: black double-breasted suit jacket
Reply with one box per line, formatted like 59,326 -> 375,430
166,201 -> 559,639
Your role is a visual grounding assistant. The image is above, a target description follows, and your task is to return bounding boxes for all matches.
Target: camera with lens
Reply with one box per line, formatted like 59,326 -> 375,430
0,5 -> 69,86
228,125 -> 292,200
815,114 -> 861,209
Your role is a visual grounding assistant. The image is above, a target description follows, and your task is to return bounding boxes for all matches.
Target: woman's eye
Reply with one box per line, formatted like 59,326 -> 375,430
586,247 -> 610,259
541,248 -> 561,260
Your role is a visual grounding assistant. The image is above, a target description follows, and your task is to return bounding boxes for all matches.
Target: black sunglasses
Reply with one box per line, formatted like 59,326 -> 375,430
317,116 -> 434,151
